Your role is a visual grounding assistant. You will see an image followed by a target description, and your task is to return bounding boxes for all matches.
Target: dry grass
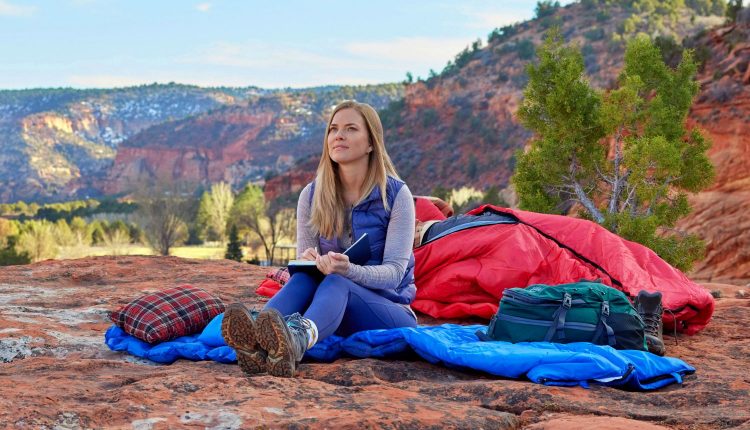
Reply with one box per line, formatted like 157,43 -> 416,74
55,245 -> 235,260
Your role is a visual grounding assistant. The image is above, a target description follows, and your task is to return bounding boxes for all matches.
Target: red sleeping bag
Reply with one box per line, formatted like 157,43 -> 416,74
412,204 -> 714,335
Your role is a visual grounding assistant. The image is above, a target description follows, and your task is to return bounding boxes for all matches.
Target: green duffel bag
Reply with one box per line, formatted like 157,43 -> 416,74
477,281 -> 648,351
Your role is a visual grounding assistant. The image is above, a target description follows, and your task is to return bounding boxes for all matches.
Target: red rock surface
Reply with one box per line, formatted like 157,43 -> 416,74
1,256 -> 748,429
678,21 -> 750,284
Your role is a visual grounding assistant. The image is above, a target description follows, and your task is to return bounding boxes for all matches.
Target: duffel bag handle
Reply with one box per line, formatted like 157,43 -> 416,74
544,292 -> 572,342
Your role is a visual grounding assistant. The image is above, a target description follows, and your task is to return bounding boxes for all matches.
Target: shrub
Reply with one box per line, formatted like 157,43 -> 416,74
0,218 -> 20,247
54,219 -> 77,247
420,108 -> 440,128
584,27 -> 606,41
0,236 -> 31,266
17,220 -> 59,262
535,0 -> 561,19
488,25 -> 518,45
103,228 -> 132,256
517,39 -> 536,60
654,35 -> 683,68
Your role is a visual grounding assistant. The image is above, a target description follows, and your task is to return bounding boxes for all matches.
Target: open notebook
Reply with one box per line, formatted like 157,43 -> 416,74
287,233 -> 370,276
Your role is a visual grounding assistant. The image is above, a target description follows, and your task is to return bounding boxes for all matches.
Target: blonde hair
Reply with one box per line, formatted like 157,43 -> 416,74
310,100 -> 400,239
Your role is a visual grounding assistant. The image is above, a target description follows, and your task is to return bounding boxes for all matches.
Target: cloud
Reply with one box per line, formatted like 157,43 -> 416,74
70,0 -> 98,5
182,40 -> 367,71
194,38 -> 470,70
452,1 -> 577,31
0,0 -> 36,16
344,37 -> 472,65
195,2 -> 211,12
461,10 -> 533,29
63,34 -> 479,89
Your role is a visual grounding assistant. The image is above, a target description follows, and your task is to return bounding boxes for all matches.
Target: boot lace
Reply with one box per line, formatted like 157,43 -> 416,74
664,308 -> 679,346
285,312 -> 311,360
642,308 -> 662,337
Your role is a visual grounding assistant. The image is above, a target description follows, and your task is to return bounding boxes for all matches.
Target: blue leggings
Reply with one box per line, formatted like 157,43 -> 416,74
263,273 -> 418,340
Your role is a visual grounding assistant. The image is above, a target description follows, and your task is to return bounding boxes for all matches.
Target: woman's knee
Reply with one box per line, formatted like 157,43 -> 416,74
318,274 -> 352,293
289,272 -> 317,284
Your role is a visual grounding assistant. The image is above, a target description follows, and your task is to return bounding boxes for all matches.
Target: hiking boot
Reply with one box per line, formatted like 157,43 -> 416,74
221,303 -> 266,375
635,290 -> 666,356
256,309 -> 311,378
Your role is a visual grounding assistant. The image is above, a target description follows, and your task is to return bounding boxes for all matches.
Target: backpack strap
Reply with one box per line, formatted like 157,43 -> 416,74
593,300 -> 616,346
545,292 -> 572,342
475,329 -> 493,342
476,314 -> 499,342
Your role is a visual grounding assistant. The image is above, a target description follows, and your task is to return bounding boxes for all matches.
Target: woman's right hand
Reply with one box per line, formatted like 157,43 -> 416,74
300,247 -> 319,261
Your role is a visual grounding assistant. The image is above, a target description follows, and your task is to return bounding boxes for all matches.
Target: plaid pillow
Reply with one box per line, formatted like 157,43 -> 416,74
266,267 -> 290,286
109,285 -> 225,343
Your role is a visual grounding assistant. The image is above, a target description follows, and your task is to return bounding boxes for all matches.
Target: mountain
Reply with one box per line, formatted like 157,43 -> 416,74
0,84 -> 264,202
0,83 -> 403,202
102,85 -> 404,195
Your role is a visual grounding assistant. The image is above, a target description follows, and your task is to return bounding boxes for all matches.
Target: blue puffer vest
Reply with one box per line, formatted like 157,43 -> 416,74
310,176 -> 416,304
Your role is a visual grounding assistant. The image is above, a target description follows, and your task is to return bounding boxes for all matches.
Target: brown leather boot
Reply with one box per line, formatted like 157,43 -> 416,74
634,290 -> 666,356
222,303 -> 267,375
256,309 -> 311,378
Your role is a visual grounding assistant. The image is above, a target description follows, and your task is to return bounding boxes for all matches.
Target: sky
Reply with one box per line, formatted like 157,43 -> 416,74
0,0 -> 574,90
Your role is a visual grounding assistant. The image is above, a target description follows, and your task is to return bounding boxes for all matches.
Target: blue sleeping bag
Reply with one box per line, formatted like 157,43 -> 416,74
105,313 -> 694,390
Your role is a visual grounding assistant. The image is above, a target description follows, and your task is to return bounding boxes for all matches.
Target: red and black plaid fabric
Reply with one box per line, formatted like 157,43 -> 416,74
109,285 -> 225,343
266,267 -> 290,286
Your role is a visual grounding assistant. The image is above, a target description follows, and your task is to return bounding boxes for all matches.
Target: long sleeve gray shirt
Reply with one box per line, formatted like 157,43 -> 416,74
296,183 -> 415,291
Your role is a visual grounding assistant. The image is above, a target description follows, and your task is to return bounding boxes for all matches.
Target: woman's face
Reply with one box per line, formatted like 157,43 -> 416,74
327,108 -> 372,167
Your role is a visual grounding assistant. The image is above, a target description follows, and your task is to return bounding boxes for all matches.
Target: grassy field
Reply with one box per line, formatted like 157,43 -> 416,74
57,245 -> 240,260
53,244 -> 294,264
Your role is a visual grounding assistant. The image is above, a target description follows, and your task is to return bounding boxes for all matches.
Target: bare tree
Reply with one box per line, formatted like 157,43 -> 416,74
134,182 -> 191,256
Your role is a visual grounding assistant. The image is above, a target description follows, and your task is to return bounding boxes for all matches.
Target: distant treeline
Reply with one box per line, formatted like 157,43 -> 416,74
0,198 -> 137,221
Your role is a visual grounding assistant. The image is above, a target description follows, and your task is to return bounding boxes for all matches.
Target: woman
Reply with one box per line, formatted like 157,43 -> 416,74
222,100 -> 418,378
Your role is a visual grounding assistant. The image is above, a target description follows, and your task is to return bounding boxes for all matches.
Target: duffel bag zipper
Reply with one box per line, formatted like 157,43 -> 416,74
497,313 -> 598,331
503,290 -> 587,306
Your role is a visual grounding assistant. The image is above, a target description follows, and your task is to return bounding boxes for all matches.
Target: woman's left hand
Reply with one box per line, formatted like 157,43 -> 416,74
316,251 -> 350,275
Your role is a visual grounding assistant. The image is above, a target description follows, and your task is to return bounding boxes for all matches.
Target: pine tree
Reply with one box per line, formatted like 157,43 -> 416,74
224,224 -> 243,262
513,29 -> 714,271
